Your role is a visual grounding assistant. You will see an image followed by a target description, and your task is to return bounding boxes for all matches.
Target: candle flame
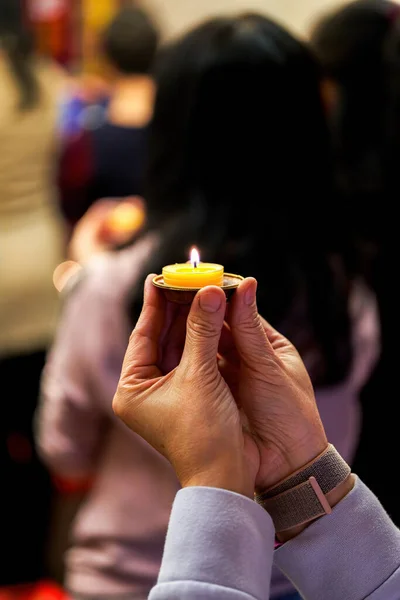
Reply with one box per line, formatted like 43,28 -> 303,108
190,247 -> 200,268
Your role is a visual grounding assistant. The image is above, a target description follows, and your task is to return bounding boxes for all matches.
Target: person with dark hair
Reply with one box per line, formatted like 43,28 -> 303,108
309,0 -> 398,524
37,13 -> 379,600
309,0 -> 398,256
0,0 -> 67,587
59,5 -> 160,228
102,5 -> 159,75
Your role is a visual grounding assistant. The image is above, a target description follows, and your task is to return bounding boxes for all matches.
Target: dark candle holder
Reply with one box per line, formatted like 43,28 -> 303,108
152,273 -> 244,305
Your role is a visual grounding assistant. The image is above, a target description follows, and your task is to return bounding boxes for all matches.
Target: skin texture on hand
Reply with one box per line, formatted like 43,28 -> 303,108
113,274 -> 330,505
113,275 -> 260,499
220,278 -> 328,492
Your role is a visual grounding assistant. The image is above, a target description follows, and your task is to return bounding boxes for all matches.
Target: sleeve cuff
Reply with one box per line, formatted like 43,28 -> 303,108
274,477 -> 400,600
156,487 -> 275,599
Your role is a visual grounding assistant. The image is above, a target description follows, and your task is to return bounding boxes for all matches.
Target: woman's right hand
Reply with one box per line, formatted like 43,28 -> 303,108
112,276 -> 260,499
220,278 -> 328,493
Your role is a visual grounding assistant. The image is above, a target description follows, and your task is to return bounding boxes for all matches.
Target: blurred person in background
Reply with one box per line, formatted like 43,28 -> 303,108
59,5 -> 160,231
309,0 -> 397,345
0,0 -> 67,588
37,13 -> 379,600
58,73 -> 111,141
310,0 -> 398,523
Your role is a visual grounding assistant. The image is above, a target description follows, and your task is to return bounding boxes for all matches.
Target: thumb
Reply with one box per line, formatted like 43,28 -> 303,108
228,278 -> 274,363
181,286 -> 226,369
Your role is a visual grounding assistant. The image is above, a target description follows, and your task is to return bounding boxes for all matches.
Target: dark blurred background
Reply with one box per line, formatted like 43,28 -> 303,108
0,1 -> 396,598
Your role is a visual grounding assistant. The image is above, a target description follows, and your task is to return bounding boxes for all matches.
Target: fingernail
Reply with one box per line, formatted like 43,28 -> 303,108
199,290 -> 223,313
245,280 -> 257,306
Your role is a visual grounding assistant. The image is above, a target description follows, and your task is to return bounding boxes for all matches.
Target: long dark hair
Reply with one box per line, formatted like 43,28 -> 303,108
0,0 -> 39,110
130,13 -> 354,386
310,0 -> 400,245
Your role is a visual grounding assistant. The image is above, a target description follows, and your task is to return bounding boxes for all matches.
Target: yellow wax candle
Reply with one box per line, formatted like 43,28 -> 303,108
163,248 -> 224,288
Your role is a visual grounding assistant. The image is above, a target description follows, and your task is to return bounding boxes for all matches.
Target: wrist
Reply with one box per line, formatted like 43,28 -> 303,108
256,437 -> 328,492
255,444 -> 352,539
276,474 -> 356,542
182,466 -> 254,499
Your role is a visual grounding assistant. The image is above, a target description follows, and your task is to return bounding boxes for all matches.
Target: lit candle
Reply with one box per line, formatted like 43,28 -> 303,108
162,248 -> 224,288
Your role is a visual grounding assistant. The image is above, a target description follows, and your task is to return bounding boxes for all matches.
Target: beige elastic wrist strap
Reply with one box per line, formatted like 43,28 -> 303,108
255,444 -> 351,532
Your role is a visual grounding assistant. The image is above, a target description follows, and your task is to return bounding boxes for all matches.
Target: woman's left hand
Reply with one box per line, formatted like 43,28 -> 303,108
113,275 -> 260,499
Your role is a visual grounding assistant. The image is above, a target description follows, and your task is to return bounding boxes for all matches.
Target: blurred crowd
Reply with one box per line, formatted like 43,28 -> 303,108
0,0 -> 396,598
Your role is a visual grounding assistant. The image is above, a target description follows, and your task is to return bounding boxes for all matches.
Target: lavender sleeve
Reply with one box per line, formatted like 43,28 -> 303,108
36,236 -> 159,478
150,480 -> 400,600
149,487 -> 275,599
275,478 -> 400,599
36,273 -> 106,478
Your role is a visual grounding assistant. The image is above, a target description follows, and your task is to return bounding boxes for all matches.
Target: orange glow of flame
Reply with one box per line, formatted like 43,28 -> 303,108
190,247 -> 200,268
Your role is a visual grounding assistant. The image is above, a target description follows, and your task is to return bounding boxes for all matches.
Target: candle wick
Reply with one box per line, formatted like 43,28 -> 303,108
194,261 -> 198,269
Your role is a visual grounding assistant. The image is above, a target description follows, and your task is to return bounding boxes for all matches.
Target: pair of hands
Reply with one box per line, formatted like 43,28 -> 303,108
113,276 -> 328,499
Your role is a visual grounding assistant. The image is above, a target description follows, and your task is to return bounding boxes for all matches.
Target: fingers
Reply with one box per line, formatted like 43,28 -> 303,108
259,315 -> 291,351
86,198 -> 119,217
181,286 -> 227,370
218,323 -> 240,367
159,303 -> 190,373
124,274 -> 166,371
227,278 -> 274,364
68,200 -> 119,263
79,199 -> 119,235
126,195 -> 145,211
